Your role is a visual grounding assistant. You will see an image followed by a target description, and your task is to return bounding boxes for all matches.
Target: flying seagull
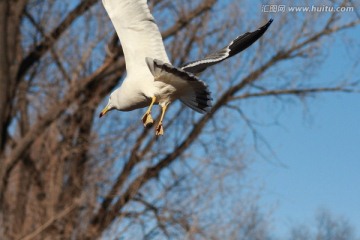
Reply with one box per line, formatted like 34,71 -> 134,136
99,0 -> 273,136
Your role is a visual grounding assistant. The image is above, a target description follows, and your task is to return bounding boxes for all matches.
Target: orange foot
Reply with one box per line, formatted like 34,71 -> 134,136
141,112 -> 154,128
155,122 -> 164,136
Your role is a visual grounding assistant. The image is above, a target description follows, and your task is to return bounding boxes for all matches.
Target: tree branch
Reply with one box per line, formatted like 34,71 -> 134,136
232,86 -> 359,100
18,199 -> 81,240
161,0 -> 217,37
0,57 -> 114,202
17,0 -> 98,82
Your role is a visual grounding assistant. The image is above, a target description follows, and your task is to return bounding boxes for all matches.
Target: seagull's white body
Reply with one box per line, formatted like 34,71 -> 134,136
103,0 -> 174,111
100,0 -> 273,135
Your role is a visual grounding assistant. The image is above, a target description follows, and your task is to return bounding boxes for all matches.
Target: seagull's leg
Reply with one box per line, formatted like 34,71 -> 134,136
155,103 -> 169,136
142,96 -> 156,128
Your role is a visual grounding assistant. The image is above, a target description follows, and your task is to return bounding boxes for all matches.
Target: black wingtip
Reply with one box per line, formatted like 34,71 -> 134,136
265,18 -> 274,28
260,18 -> 273,32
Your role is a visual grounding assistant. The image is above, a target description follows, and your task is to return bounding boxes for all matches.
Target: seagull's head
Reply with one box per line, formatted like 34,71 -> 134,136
99,91 -> 118,118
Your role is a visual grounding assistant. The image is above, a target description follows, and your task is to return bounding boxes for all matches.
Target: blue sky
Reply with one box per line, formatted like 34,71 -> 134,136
246,16 -> 360,237
251,92 -> 360,236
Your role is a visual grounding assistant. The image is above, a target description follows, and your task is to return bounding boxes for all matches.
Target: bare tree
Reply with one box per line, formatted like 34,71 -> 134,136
289,209 -> 358,240
0,0 -> 359,239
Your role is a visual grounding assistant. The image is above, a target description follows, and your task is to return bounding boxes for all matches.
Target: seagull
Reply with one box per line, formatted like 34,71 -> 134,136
99,0 -> 273,136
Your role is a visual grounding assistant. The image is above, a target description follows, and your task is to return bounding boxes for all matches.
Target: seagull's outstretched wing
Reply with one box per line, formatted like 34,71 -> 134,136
102,0 -> 170,75
182,19 -> 273,74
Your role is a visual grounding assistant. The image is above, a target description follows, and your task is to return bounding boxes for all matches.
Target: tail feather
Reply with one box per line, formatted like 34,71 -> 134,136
180,92 -> 212,113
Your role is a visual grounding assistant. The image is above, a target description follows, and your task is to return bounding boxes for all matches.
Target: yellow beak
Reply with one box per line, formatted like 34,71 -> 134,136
99,105 -> 110,118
